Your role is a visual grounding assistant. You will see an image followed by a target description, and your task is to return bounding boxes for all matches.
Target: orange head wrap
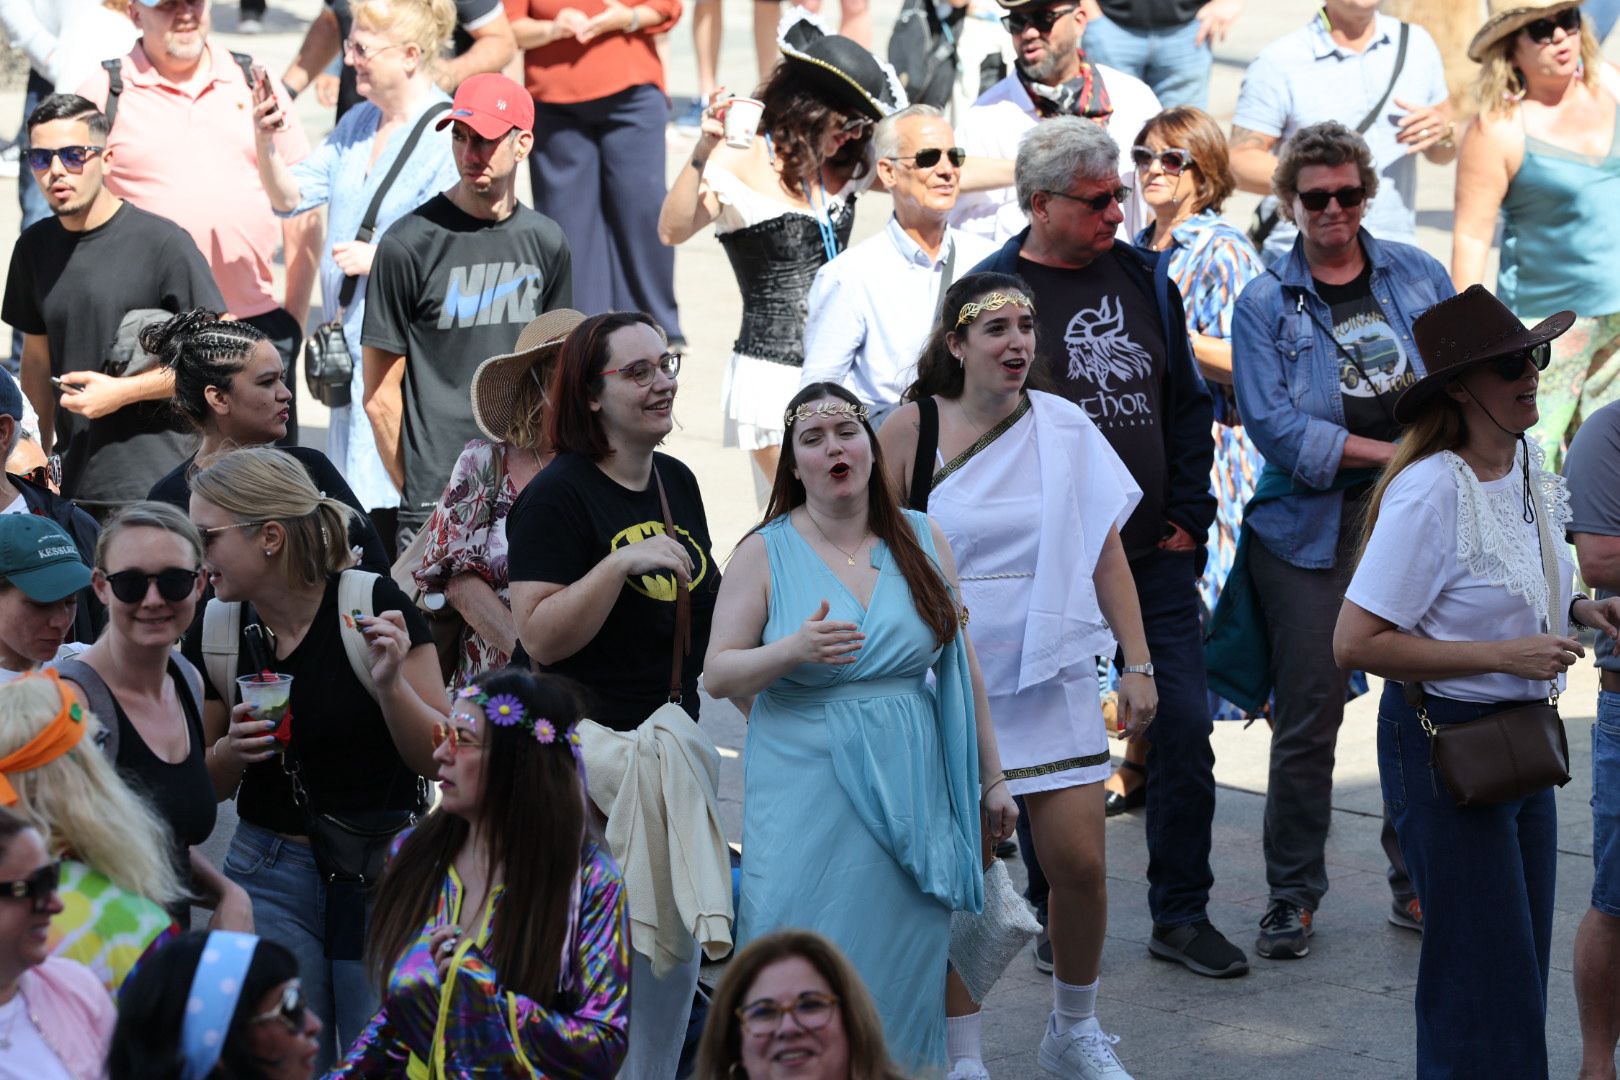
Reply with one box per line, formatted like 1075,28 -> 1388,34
0,669 -> 88,806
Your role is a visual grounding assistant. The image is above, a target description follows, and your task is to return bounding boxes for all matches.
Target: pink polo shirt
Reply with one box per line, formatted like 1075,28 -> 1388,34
76,41 -> 309,318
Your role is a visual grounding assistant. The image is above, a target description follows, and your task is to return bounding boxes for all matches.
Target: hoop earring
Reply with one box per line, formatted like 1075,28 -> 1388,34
1506,67 -> 1527,104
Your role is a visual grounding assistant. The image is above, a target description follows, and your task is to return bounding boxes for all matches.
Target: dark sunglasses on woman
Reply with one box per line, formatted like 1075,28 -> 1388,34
103,567 -> 201,604
1131,146 -> 1194,176
0,861 -> 60,914
250,980 -> 309,1035
1525,7 -> 1582,44
1001,5 -> 1075,34
1296,185 -> 1367,212
890,147 -> 967,169
1488,342 -> 1553,381
25,145 -> 102,174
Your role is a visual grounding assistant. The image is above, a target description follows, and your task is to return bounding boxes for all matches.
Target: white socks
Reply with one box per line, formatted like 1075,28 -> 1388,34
1052,975 -> 1099,1032
947,1010 -> 984,1066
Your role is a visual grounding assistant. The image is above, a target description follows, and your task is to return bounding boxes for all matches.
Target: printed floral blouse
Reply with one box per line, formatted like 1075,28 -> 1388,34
415,440 -> 523,689
328,839 -> 629,1077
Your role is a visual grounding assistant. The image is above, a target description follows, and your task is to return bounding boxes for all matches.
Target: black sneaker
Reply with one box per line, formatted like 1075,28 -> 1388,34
1149,921 -> 1250,977
1255,900 -> 1313,959
1033,927 -> 1053,973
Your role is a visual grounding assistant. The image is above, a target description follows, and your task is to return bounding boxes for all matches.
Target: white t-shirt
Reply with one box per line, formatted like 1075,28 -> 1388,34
1346,448 -> 1574,704
0,992 -> 74,1080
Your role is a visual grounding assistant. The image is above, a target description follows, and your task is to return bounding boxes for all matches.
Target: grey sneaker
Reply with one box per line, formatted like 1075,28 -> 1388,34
1255,900 -> 1312,959
1389,896 -> 1423,932
1149,921 -> 1249,977
1034,927 -> 1053,973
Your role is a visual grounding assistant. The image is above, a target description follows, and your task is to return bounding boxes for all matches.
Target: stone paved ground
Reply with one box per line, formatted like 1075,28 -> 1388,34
3,1 -> 1610,1075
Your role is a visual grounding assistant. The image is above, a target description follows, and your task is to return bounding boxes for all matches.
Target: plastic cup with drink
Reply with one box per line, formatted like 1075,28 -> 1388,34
238,673 -> 294,753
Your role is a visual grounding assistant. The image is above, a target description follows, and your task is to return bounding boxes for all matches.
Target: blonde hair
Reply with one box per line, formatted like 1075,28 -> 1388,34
1358,396 -> 1467,562
94,501 -> 204,570
351,0 -> 457,61
0,675 -> 185,909
190,447 -> 355,589
503,359 -> 554,451
1475,13 -> 1600,117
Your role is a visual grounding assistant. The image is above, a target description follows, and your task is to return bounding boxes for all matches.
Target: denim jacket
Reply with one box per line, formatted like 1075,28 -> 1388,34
1231,230 -> 1454,568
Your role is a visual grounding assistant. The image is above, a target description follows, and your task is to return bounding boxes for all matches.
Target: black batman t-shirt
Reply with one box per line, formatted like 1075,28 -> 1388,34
506,452 -> 719,731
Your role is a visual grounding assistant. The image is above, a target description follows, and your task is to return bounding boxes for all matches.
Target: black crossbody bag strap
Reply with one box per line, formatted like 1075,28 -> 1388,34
909,396 -> 940,512
337,101 -> 450,309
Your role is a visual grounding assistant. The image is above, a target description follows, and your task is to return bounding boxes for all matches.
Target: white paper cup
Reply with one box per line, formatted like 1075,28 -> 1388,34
723,97 -> 765,149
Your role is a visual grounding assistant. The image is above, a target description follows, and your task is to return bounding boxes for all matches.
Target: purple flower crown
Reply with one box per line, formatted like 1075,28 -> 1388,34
456,684 -> 583,754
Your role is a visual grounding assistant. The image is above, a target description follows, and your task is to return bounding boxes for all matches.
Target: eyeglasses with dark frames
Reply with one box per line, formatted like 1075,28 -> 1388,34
25,146 -> 103,174
24,455 -> 61,491
1131,146 -> 1195,176
1295,185 -> 1367,212
0,861 -> 60,915
1524,7 -> 1582,44
250,981 -> 309,1035
888,147 -> 967,169
1001,5 -> 1076,34
1487,342 -> 1553,381
103,567 -> 200,605
735,991 -> 841,1036
601,352 -> 682,387
1043,185 -> 1130,212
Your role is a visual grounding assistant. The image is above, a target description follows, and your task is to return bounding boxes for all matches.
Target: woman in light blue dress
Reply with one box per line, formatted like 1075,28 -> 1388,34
251,0 -> 460,516
705,382 -> 1016,1073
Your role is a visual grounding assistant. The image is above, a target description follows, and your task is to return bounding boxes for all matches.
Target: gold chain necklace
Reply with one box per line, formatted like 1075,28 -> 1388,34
803,509 -> 869,567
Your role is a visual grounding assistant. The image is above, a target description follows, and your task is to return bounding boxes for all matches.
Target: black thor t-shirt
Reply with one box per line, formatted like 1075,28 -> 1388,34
506,452 -> 720,731
2,203 -> 218,508
363,194 -> 572,530
1018,252 -> 1168,557
181,574 -> 433,837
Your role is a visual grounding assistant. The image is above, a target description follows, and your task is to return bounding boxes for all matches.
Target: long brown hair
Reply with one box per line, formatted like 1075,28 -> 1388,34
694,930 -> 907,1080
1358,394 -> 1467,559
764,383 -> 958,647
366,669 -> 591,1001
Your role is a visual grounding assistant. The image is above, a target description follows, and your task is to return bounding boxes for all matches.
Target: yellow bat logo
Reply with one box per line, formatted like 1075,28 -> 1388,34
608,520 -> 709,601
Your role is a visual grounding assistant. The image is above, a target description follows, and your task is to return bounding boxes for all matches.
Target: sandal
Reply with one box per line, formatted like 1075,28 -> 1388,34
1104,759 -> 1148,817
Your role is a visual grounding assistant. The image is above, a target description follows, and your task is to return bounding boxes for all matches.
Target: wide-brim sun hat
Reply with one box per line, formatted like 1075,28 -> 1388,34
777,7 -> 907,121
1467,0 -> 1584,62
469,308 -> 586,442
1393,284 -> 1574,424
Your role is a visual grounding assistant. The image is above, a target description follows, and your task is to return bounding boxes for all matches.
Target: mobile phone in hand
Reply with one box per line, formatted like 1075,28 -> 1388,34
251,64 -> 286,131
50,376 -> 81,395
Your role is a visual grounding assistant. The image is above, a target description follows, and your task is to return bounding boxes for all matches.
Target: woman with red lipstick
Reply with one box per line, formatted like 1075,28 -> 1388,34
880,274 -> 1155,1076
705,381 -> 1011,1074
0,806 -> 115,1080
144,309 -> 390,575
1454,1 -> 1620,470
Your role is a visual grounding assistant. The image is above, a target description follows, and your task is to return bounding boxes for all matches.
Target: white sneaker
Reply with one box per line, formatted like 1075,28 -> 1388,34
947,1059 -> 991,1080
1038,1016 -> 1134,1080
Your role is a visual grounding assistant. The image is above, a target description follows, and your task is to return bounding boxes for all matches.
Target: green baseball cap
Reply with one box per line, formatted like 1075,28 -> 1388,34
0,516 -> 91,602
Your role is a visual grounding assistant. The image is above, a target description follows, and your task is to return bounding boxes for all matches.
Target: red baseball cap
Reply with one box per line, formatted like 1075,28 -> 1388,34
435,73 -> 533,139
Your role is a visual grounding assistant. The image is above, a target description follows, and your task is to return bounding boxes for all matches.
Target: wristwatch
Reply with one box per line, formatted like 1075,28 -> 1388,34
1570,593 -> 1592,631
1121,662 -> 1155,679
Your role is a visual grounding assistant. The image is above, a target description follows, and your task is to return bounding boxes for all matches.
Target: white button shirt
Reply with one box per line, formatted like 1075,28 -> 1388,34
801,216 -> 999,411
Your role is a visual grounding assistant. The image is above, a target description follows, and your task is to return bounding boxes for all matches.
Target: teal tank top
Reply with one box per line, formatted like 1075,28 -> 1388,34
1498,102 -> 1620,319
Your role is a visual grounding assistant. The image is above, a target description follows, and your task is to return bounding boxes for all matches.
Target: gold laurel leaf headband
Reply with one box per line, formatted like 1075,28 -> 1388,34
955,291 -> 1035,329
784,400 -> 871,428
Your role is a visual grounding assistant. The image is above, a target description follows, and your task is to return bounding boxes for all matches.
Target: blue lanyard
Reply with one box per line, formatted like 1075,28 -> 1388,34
802,179 -> 841,263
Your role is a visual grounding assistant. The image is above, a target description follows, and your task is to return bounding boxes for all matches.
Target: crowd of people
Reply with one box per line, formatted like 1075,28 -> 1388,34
0,0 -> 1619,1079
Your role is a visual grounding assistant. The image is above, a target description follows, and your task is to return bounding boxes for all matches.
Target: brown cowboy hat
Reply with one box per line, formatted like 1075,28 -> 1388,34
1468,0 -> 1583,62
1393,285 -> 1574,423
469,308 -> 585,442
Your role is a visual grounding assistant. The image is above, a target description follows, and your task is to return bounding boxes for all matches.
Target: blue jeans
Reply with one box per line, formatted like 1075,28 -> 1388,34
1019,548 -> 1217,928
223,821 -> 379,1072
1081,15 -> 1211,111
1593,692 -> 1620,918
1378,682 -> 1555,1079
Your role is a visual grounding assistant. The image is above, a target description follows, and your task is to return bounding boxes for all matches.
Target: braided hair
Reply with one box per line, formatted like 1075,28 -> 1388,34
140,309 -> 268,430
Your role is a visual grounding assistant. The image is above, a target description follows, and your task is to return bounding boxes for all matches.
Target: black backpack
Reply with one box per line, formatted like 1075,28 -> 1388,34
101,51 -> 258,129
888,0 -> 966,110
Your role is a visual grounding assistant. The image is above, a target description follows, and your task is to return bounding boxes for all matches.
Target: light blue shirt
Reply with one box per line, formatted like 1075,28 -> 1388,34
1231,12 -> 1448,264
281,92 -> 460,510
801,216 -> 997,410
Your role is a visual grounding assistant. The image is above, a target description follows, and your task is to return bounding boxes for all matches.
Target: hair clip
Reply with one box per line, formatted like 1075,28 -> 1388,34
783,399 -> 870,428
955,291 -> 1035,328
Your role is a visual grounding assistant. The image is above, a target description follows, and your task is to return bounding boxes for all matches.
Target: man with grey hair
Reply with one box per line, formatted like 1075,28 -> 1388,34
972,117 -> 1243,1002
800,105 -> 997,426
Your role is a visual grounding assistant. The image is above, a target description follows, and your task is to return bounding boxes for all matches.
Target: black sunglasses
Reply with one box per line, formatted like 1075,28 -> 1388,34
1001,5 -> 1076,34
250,980 -> 309,1035
1296,185 -> 1367,212
25,145 -> 102,174
1044,185 -> 1130,212
0,861 -> 60,914
1525,7 -> 1582,43
103,567 -> 200,604
24,454 -> 61,491
1131,146 -> 1194,176
890,146 -> 967,169
1488,342 -> 1553,381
